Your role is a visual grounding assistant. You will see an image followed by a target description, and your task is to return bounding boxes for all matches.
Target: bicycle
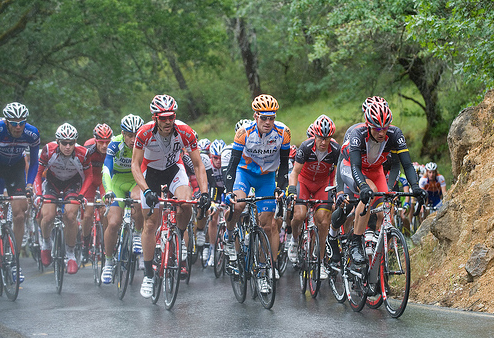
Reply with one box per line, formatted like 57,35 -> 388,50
25,199 -> 43,272
38,198 -> 84,294
328,191 -> 421,318
86,200 -> 106,286
0,196 -> 26,301
104,193 -> 139,300
151,196 -> 204,310
291,197 -> 333,299
411,200 -> 437,233
275,198 -> 289,278
213,203 -> 227,278
227,195 -> 277,309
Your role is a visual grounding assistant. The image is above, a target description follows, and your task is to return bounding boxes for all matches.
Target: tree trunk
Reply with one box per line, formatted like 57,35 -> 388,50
398,55 -> 444,159
164,47 -> 200,120
232,17 -> 261,99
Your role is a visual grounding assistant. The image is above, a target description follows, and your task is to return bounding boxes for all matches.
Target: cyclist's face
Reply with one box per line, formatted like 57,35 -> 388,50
6,119 -> 26,138
211,155 -> 221,169
255,113 -> 275,133
154,114 -> 175,136
369,126 -> 388,142
96,139 -> 110,154
427,170 -> 436,180
314,135 -> 331,151
58,140 -> 76,156
123,131 -> 136,148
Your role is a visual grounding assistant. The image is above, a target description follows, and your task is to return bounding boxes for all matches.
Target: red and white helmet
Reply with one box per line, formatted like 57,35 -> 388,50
56,123 -> 78,140
306,123 -> 315,138
364,102 -> 393,128
313,114 -> 336,138
362,96 -> 388,114
93,123 -> 113,140
150,94 -> 177,116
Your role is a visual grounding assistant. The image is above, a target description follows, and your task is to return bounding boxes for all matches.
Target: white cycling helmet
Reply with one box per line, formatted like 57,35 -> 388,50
3,102 -> 29,119
121,114 -> 144,133
56,123 -> 78,140
235,119 -> 251,132
425,162 -> 437,171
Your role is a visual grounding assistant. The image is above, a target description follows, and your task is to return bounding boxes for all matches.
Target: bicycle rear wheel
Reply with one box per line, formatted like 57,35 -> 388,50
277,239 -> 288,277
252,229 -> 276,309
1,225 -> 20,301
308,227 -> 321,298
164,231 -> 181,310
298,232 -> 308,294
53,226 -> 65,295
327,238 -> 345,303
213,222 -> 226,278
74,226 -> 83,267
346,269 -> 367,312
185,222 -> 195,284
381,227 -> 410,318
230,233 -> 247,303
151,246 -> 162,304
116,226 -> 132,300
91,222 -> 105,286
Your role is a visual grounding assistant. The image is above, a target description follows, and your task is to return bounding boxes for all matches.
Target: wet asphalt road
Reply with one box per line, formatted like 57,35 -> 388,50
1,256 -> 494,337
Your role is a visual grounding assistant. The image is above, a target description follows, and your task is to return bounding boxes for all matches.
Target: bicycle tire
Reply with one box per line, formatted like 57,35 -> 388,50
116,226 -> 132,300
276,240 -> 288,277
33,218 -> 43,272
298,232 -> 308,294
151,245 -> 163,304
252,229 -> 276,309
346,270 -> 367,312
164,231 -> 181,310
91,221 -> 105,286
213,222 -> 226,278
74,226 -> 83,267
308,227 -> 321,298
185,222 -> 194,284
230,233 -> 247,303
199,244 -> 209,269
327,237 -> 345,303
53,226 -> 65,295
1,224 -> 20,301
381,227 -> 410,318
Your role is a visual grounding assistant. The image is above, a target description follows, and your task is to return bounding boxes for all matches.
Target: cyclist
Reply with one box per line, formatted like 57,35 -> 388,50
81,123 -> 113,263
35,123 -> 92,274
201,139 -> 226,265
221,119 -> 252,182
335,97 -> 426,267
197,138 -> 211,155
131,94 -> 210,298
100,114 -> 145,284
224,94 -> 291,280
419,162 -> 446,209
287,115 -> 340,279
0,102 -> 40,283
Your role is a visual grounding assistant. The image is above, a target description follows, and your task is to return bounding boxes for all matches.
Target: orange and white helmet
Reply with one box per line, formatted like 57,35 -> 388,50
251,94 -> 279,115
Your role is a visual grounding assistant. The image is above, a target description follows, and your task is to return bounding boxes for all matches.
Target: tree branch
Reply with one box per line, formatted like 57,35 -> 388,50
398,93 -> 426,111
0,2 -> 41,47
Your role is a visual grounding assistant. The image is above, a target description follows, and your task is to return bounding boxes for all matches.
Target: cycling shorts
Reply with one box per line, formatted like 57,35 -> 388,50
0,160 -> 27,196
109,173 -> 137,208
42,175 -> 81,200
141,164 -> 189,209
296,175 -> 331,211
340,161 -> 387,207
233,168 -> 276,213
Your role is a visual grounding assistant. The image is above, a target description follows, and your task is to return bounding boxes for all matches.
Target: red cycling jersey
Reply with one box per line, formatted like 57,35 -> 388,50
83,138 -> 106,199
34,141 -> 93,196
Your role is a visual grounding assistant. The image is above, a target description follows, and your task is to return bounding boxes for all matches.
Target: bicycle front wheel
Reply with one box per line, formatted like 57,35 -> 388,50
53,226 -> 65,295
164,231 -> 181,310
230,232 -> 247,303
213,222 -> 226,278
276,239 -> 288,277
308,227 -> 321,298
252,229 -> 276,309
116,226 -> 132,300
381,227 -> 410,318
298,232 -> 308,294
91,222 -> 105,286
74,226 -> 83,267
327,239 -> 345,303
1,225 -> 20,301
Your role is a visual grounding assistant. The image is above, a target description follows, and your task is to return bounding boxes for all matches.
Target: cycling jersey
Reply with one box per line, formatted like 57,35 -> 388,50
83,138 -> 106,200
419,174 -> 445,207
134,119 -> 197,172
295,137 -> 340,184
35,141 -> 92,197
0,120 -> 40,184
200,153 -> 224,188
232,121 -> 291,175
102,134 -> 136,205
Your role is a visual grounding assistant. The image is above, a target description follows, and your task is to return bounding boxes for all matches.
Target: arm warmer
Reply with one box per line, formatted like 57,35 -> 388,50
276,148 -> 290,191
224,149 -> 242,192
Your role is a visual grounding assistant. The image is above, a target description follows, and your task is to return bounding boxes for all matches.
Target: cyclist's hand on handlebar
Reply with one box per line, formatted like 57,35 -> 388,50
34,195 -> 43,207
25,186 -> 34,199
413,187 -> 428,205
103,191 -> 115,204
77,194 -> 88,205
199,192 -> 211,210
359,184 -> 373,205
274,187 -> 284,200
225,192 -> 236,206
143,189 -> 159,208
335,192 -> 348,208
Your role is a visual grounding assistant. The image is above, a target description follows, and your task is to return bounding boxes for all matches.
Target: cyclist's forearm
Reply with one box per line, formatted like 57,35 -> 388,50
225,149 -> 241,192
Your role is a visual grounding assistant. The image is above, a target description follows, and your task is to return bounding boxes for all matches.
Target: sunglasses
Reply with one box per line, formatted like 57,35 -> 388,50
372,126 -> 389,132
157,115 -> 175,121
259,115 -> 276,121
59,140 -> 76,146
8,120 -> 26,127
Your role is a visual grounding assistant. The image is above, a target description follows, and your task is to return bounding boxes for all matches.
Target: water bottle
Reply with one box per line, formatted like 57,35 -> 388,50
244,232 -> 250,246
365,229 -> 374,255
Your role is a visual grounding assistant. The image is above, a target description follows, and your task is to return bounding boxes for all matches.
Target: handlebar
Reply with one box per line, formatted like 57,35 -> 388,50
147,198 -> 205,220
39,198 -> 85,219
357,191 -> 424,217
227,195 -> 276,222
